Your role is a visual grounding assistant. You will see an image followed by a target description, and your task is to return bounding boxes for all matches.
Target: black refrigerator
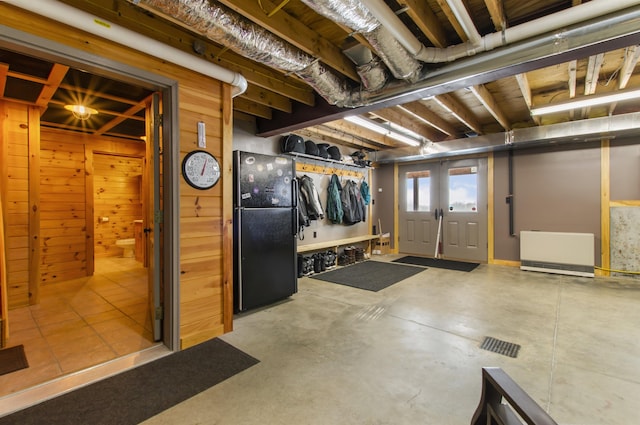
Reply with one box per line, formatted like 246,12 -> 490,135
233,150 -> 298,312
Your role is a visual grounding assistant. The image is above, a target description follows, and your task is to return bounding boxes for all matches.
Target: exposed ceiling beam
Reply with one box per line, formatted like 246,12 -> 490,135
617,45 -> 640,89
94,95 -> 151,136
299,125 -> 389,151
435,0 -> 469,42
369,107 -> 443,141
568,60 -> 577,119
515,73 -> 540,126
430,94 -> 483,135
584,53 -> 604,95
234,97 -> 273,119
484,0 -> 505,31
257,9 -> 640,136
36,63 -> 68,108
469,84 -> 511,130
398,102 -> 458,137
323,119 -> 398,148
396,0 -> 448,48
241,85 -> 292,113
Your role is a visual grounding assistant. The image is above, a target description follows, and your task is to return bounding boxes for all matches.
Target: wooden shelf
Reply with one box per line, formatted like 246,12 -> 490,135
297,234 -> 381,254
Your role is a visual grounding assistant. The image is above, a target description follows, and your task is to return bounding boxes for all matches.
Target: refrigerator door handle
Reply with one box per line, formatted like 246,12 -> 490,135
292,177 -> 299,238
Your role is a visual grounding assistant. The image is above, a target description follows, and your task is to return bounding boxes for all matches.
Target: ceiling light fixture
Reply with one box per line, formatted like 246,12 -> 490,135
64,104 -> 98,120
344,115 -> 421,146
530,88 -> 640,116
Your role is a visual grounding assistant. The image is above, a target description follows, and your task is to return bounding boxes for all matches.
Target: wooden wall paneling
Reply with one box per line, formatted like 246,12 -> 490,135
3,4 -> 233,347
0,101 -> 9,342
39,138 -> 87,284
4,102 -> 30,308
85,145 -> 95,276
93,153 -> 143,258
28,106 -> 41,303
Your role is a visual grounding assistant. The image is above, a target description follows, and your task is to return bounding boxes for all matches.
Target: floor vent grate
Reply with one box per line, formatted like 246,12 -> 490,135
480,336 -> 521,358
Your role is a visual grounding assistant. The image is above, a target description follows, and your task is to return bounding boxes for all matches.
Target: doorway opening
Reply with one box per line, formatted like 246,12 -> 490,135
0,30 -> 176,402
398,158 -> 488,262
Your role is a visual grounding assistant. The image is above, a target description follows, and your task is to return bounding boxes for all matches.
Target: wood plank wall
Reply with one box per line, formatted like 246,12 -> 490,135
93,153 -> 143,258
0,102 -> 31,308
2,4 -> 233,349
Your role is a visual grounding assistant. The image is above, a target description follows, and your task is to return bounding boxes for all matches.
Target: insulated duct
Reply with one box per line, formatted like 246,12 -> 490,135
134,0 -> 360,106
300,0 -> 421,82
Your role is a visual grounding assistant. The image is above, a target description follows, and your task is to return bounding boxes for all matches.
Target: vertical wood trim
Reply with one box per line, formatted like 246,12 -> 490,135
487,153 -> 495,263
27,107 -> 40,304
0,102 -> 8,343
600,139 -> 610,276
222,84 -> 234,333
393,162 -> 399,253
85,145 -> 95,276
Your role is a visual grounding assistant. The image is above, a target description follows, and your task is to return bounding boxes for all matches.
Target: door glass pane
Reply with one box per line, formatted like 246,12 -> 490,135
405,176 -> 414,211
417,176 -> 430,211
406,170 -> 430,212
448,166 -> 477,212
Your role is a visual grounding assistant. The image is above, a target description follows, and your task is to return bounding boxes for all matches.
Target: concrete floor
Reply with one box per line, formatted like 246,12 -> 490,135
141,256 -> 640,425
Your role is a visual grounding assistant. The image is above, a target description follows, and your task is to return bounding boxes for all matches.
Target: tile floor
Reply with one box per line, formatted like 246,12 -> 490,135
0,257 -> 155,397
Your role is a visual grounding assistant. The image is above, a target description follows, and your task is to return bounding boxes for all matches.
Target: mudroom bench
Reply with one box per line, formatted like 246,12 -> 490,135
297,234 -> 381,255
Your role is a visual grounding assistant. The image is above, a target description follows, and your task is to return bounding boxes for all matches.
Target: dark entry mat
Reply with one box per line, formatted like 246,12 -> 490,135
393,256 -> 479,272
311,260 -> 424,291
0,345 -> 28,376
0,338 -> 259,425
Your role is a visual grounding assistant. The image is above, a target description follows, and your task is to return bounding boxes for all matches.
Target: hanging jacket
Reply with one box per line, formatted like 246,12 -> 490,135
360,180 -> 371,206
326,174 -> 344,224
299,175 -> 324,220
342,179 -> 364,225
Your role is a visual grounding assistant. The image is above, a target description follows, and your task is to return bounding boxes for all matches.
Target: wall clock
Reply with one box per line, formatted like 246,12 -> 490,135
182,150 -> 221,190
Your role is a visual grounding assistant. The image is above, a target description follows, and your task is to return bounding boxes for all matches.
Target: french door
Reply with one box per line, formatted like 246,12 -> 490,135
398,158 -> 488,262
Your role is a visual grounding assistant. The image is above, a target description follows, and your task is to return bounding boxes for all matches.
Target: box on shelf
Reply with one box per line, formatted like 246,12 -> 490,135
373,233 -> 390,255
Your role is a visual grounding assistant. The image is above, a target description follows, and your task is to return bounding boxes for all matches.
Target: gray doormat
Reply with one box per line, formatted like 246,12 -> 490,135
311,260 -> 424,291
0,338 -> 258,425
393,256 -> 479,272
480,336 -> 521,358
0,345 -> 28,376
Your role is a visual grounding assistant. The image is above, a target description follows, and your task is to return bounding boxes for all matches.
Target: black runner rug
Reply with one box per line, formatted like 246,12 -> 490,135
0,338 -> 258,425
311,260 -> 424,291
393,256 -> 479,272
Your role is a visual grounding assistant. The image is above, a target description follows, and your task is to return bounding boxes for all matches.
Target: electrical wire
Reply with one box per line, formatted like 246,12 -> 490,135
594,266 -> 640,275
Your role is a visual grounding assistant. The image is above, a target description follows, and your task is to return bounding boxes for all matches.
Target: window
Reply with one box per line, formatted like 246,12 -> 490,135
448,166 -> 478,212
405,170 -> 430,211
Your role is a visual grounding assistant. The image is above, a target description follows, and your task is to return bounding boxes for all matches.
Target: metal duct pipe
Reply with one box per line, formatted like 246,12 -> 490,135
375,112 -> 640,163
299,0 -> 421,81
3,0 -> 248,97
133,0 -> 360,106
361,0 -> 640,63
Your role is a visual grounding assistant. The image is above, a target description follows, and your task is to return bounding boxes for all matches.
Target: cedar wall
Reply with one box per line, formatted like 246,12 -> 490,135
1,5 -> 233,348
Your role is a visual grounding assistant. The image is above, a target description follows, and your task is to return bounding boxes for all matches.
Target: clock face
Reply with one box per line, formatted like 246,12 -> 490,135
182,150 -> 221,190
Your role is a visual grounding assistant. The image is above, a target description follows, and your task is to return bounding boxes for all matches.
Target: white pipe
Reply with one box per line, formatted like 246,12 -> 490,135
4,0 -> 248,97
447,0 -> 482,45
362,0 -> 640,64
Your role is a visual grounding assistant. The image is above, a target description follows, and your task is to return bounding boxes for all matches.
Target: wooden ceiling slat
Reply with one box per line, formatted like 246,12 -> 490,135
483,0 -> 505,31
398,102 -> 457,137
234,97 -> 273,120
324,120 -> 397,148
94,95 -> 151,136
435,0 -> 468,42
431,94 -> 483,135
370,107 -> 442,142
396,0 -> 448,48
36,64 -> 69,108
300,126 -> 390,151
469,84 -> 511,130
241,85 -> 292,113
